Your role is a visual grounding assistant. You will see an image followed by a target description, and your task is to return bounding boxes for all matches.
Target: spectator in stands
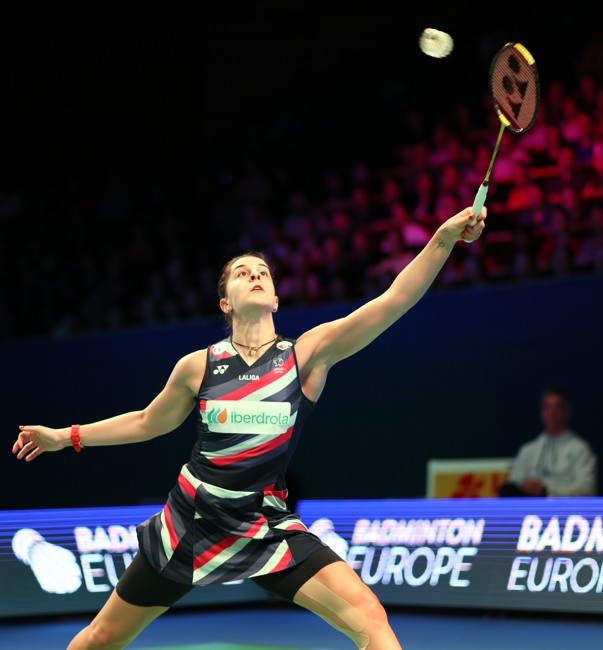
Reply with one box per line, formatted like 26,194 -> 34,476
559,96 -> 585,147
574,202 -> 603,272
348,185 -> 381,226
574,72 -> 598,114
409,168 -> 437,230
499,388 -> 598,497
505,161 -> 542,216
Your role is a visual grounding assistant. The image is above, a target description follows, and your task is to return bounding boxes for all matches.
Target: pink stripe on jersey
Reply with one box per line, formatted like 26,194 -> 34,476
281,521 -> 308,531
209,427 -> 293,466
193,534 -> 238,570
271,547 -> 293,573
263,485 -> 287,502
178,473 -> 197,500
163,502 -> 179,551
193,515 -> 267,570
218,353 -> 296,401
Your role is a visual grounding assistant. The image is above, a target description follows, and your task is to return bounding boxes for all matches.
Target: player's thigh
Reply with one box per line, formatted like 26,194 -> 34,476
84,589 -> 169,646
293,560 -> 388,632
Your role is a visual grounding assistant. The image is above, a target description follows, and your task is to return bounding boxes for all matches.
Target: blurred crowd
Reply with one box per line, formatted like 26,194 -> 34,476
2,43 -> 603,343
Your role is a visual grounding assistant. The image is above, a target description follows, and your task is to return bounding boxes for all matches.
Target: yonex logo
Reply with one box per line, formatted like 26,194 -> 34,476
213,365 -> 229,375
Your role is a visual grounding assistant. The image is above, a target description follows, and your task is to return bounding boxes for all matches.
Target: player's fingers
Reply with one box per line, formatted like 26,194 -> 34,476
13,427 -> 36,455
18,425 -> 37,441
25,439 -> 42,461
25,445 -> 41,462
14,439 -> 34,459
461,224 -> 483,243
12,429 -> 28,453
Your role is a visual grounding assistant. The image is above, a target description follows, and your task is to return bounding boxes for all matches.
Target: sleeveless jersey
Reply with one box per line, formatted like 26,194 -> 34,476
136,336 -> 328,585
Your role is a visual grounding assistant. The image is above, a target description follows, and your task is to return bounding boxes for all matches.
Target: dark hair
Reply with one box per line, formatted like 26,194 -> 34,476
217,251 -> 275,328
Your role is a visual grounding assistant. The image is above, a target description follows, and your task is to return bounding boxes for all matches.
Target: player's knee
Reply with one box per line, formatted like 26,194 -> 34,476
353,588 -> 389,631
85,620 -> 129,649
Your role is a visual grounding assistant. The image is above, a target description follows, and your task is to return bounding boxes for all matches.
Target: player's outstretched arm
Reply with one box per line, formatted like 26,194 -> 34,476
299,206 -> 486,368
12,350 -> 205,462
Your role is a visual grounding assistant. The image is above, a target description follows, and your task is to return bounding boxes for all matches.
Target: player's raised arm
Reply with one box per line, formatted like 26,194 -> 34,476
298,206 -> 486,368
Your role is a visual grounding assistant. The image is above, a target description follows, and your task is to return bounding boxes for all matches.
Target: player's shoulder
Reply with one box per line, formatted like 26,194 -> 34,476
173,349 -> 208,374
178,348 -> 207,362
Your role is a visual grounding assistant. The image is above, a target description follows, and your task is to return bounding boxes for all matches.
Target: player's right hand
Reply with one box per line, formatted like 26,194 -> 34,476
12,425 -> 66,461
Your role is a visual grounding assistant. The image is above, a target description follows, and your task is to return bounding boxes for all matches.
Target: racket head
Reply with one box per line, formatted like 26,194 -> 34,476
489,41 -> 540,133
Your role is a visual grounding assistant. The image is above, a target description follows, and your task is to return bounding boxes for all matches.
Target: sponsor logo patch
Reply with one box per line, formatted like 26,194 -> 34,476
201,400 -> 291,435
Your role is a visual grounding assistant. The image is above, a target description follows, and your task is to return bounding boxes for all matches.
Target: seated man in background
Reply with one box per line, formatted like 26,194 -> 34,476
499,388 -> 598,497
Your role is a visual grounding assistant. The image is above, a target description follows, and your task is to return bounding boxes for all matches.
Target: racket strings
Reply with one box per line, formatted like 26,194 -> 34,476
490,43 -> 539,132
470,42 -> 540,221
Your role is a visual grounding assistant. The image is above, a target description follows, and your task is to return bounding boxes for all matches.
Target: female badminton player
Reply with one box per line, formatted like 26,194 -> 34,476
13,204 -> 486,649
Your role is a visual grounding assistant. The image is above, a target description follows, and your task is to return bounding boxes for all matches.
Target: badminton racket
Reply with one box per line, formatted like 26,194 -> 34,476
469,41 -> 540,226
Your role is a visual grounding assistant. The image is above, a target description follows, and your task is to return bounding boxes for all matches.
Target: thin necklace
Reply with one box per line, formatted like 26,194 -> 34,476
231,334 -> 278,357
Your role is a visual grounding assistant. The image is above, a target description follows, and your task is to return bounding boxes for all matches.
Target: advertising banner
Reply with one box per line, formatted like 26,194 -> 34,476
426,458 -> 513,498
298,497 -> 603,614
0,505 -> 268,618
3,498 -> 603,618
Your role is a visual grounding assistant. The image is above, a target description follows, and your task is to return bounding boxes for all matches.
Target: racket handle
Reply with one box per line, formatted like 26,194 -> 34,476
470,181 -> 489,226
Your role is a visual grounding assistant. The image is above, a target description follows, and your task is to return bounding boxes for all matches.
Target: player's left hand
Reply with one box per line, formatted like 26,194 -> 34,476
461,207 -> 487,243
438,206 -> 487,245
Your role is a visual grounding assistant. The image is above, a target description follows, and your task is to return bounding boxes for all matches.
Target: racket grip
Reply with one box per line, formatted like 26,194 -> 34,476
470,181 -> 489,225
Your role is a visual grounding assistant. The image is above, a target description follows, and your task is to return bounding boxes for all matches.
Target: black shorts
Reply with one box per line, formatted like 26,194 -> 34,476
116,545 -> 343,608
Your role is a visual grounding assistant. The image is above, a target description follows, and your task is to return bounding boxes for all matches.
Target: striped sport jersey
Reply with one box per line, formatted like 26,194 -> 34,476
137,336 -> 328,586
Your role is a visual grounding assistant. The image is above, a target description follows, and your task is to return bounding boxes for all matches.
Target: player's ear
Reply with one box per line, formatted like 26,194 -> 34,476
272,296 -> 279,313
220,298 -> 230,313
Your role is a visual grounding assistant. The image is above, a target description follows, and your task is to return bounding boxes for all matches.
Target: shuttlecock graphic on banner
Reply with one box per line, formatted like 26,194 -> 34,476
419,28 -> 454,58
12,528 -> 82,594
309,518 -> 349,560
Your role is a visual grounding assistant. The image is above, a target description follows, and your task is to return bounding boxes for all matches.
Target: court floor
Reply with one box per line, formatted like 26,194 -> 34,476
2,603 -> 603,650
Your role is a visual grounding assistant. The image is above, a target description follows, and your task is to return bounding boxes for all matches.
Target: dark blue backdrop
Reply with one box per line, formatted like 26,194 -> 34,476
2,274 -> 602,510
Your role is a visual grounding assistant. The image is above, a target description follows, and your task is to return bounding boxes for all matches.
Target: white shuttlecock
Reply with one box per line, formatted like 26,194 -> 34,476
419,28 -> 454,59
12,528 -> 83,594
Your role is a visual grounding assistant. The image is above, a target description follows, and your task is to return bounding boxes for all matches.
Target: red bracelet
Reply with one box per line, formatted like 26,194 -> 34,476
71,424 -> 83,452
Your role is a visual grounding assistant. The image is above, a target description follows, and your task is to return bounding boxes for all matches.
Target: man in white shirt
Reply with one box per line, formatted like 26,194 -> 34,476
499,388 -> 598,497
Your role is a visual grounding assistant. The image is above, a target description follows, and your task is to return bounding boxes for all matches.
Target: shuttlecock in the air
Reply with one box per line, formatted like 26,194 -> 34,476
419,28 -> 454,59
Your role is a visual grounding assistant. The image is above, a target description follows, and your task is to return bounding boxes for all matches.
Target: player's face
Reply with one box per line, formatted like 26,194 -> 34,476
222,256 -> 276,315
